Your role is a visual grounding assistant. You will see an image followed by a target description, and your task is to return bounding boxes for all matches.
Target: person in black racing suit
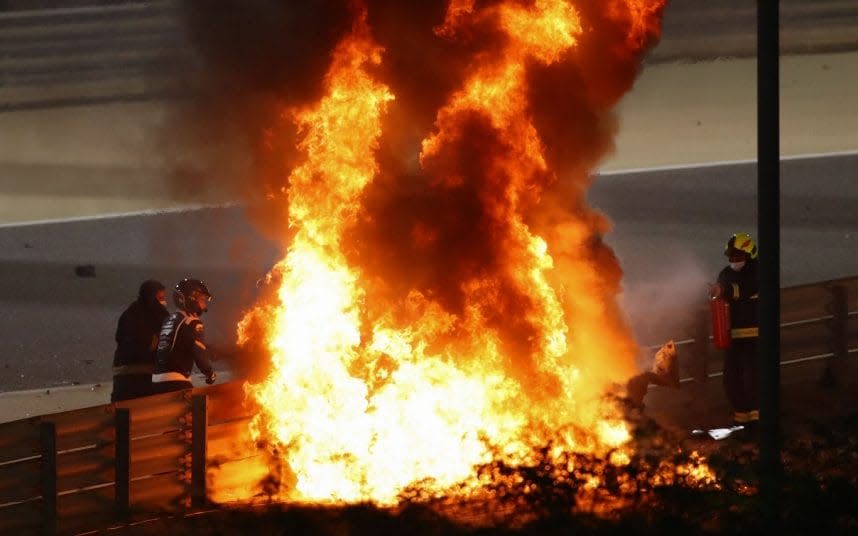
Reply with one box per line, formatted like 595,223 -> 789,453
111,279 -> 169,402
152,278 -> 217,394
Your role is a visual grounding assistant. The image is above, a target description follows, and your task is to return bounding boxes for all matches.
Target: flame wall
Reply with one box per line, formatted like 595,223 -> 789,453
168,0 -> 666,505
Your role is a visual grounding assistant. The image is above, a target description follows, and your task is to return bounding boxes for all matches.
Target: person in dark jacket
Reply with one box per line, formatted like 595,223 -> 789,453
152,278 -> 217,394
710,232 -> 759,427
111,279 -> 169,402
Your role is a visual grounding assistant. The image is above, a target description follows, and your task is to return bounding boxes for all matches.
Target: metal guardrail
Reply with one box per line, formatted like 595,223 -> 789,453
0,382 -> 259,534
646,275 -> 858,386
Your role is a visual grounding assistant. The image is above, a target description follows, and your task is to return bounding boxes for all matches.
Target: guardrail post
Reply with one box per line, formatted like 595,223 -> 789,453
114,408 -> 131,519
823,284 -> 848,386
191,394 -> 208,508
39,421 -> 58,535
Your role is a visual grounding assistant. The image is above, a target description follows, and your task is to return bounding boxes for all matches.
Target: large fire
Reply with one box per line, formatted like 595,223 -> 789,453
225,0 -> 709,508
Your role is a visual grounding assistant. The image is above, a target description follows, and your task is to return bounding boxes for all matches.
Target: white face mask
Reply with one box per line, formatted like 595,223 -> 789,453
729,261 -> 746,271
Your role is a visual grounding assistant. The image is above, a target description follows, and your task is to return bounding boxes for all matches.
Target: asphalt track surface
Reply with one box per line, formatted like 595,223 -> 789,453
0,205 -> 281,391
594,152 -> 858,288
1,152 -> 856,392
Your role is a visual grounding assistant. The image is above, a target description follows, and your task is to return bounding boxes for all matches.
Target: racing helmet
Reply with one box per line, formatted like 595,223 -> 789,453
173,278 -> 212,315
724,232 -> 758,260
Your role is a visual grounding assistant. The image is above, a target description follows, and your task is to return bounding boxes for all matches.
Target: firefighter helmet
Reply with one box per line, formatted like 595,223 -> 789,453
173,278 -> 212,315
724,232 -> 758,260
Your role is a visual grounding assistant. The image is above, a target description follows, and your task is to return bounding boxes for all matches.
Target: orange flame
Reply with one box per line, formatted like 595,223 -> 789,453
235,0 -> 675,506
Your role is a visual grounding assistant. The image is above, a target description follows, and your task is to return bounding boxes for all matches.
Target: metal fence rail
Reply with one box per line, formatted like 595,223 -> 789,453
661,275 -> 858,385
0,382 -> 261,534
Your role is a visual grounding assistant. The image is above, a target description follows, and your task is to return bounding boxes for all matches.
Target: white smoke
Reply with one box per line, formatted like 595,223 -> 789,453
618,248 -> 710,366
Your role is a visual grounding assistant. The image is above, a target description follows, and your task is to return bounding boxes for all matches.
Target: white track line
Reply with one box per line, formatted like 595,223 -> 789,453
0,202 -> 234,229
3,150 -> 856,229
595,149 -> 858,176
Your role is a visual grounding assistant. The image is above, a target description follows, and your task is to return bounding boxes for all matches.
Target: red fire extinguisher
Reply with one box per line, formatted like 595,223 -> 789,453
710,296 -> 731,349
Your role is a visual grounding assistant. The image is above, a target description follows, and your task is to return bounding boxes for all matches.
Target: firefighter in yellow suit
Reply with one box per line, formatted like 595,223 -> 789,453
710,233 -> 759,427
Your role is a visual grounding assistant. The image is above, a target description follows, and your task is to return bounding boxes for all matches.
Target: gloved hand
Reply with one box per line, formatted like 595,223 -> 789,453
709,283 -> 724,299
205,371 -> 217,385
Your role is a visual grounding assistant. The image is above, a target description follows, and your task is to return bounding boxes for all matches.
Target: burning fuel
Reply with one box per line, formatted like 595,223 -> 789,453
181,0 -> 721,508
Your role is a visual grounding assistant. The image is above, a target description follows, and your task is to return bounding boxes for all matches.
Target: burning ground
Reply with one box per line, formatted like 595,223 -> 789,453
114,405 -> 858,534
152,0 -> 739,512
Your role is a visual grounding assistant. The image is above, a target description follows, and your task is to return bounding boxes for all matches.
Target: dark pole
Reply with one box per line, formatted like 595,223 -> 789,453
757,0 -> 781,521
